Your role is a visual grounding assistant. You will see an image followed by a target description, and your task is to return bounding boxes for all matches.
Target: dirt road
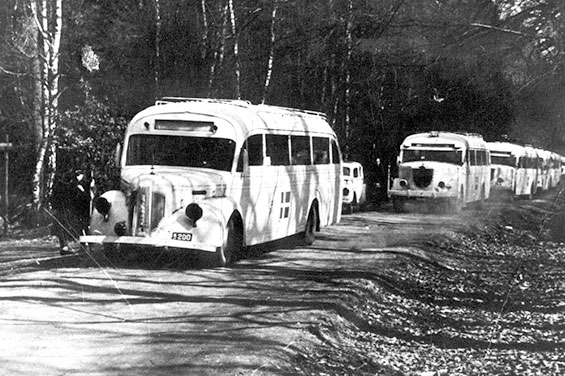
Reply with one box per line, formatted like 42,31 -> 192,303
0,205 -> 494,375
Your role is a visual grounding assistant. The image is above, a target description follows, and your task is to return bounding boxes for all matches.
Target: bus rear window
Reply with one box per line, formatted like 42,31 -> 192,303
126,134 -> 235,171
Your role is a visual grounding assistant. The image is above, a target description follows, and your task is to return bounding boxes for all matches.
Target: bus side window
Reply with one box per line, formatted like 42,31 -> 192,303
237,134 -> 263,172
313,137 -> 329,164
468,150 -> 477,166
290,135 -> 311,165
478,150 -> 485,165
247,134 -> 263,166
266,134 -> 290,165
331,140 -> 340,164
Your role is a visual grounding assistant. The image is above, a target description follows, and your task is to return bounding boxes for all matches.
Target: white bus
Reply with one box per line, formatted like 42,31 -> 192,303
535,148 -> 552,193
549,152 -> 562,189
80,98 -> 342,266
389,131 -> 490,212
487,142 -> 537,199
342,161 -> 367,213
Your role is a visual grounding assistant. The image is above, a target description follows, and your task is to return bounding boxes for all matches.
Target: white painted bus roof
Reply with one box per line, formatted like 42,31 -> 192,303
342,161 -> 363,169
402,132 -> 487,149
487,141 -> 527,156
129,99 -> 334,139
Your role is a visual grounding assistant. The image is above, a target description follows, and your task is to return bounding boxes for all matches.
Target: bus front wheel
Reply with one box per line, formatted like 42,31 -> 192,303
303,206 -> 318,245
392,197 -> 405,212
218,217 -> 243,266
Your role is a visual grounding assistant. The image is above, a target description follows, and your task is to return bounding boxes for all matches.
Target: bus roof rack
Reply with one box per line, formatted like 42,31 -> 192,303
454,132 -> 484,139
156,97 -> 327,119
256,104 -> 327,119
156,97 -> 253,107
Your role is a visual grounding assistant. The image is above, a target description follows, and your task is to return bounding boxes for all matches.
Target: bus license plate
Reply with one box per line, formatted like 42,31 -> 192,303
171,232 -> 192,241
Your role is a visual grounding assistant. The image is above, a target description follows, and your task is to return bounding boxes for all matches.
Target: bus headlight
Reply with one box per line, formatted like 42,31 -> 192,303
185,203 -> 203,224
438,181 -> 446,189
343,188 -> 350,197
399,179 -> 408,188
95,197 -> 112,221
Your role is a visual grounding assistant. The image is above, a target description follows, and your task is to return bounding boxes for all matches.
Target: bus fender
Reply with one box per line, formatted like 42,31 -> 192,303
196,198 -> 243,245
89,190 -> 128,236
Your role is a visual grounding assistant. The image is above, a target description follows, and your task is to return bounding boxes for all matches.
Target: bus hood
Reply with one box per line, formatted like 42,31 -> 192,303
398,161 -> 460,177
398,161 -> 460,189
122,167 -> 228,202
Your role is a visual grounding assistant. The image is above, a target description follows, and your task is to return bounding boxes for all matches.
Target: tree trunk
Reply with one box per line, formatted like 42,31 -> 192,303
208,2 -> 228,96
228,0 -> 241,99
154,0 -> 161,98
262,3 -> 278,104
343,0 -> 353,160
31,42 -> 43,153
31,0 -> 62,214
45,0 -> 62,202
200,0 -> 208,59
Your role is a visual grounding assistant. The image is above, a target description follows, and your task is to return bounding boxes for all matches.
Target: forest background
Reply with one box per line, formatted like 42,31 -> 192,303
0,0 -> 563,224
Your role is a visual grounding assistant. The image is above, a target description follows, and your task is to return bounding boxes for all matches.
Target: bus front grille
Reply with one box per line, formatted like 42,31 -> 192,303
413,166 -> 433,188
134,187 -> 166,236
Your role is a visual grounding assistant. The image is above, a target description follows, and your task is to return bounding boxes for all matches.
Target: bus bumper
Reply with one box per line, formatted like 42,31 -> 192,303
79,235 -> 218,253
388,189 -> 457,199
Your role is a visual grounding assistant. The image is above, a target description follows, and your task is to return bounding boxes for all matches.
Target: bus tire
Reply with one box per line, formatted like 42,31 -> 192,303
477,185 -> 486,209
449,198 -> 462,213
392,197 -> 404,212
303,206 -> 317,246
218,216 -> 243,266
0,214 -> 7,237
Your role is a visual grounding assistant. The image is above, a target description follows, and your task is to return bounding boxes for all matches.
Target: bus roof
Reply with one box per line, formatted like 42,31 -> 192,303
401,131 -> 487,150
342,161 -> 363,169
128,98 -> 334,140
487,141 -> 528,156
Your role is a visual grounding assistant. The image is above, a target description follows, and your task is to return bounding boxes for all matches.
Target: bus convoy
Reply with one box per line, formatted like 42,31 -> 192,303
78,99 -> 563,265
388,131 -> 564,212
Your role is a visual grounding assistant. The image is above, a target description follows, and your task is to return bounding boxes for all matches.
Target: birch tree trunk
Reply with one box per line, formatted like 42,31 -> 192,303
228,0 -> 241,99
343,0 -> 353,160
29,0 -> 42,154
200,0 -> 208,59
208,2 -> 229,96
31,0 -> 62,213
262,3 -> 278,104
46,0 -> 62,200
154,0 -> 161,97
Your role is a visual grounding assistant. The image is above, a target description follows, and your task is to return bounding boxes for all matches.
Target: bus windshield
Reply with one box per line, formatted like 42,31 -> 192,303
126,134 -> 236,171
491,155 -> 516,167
402,149 -> 463,165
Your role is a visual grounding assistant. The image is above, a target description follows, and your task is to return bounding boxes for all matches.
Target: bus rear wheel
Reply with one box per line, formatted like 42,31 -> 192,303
303,206 -> 318,245
218,217 -> 243,266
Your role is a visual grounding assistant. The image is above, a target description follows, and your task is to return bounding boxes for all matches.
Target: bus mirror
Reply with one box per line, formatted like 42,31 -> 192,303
264,156 -> 272,166
114,143 -> 122,166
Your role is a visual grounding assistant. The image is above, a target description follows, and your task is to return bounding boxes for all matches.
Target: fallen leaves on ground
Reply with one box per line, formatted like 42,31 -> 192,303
295,197 -> 565,375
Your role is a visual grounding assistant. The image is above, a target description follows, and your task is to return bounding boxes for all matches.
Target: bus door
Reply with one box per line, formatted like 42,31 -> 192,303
264,134 -> 293,240
465,149 -> 472,202
237,134 -> 270,244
